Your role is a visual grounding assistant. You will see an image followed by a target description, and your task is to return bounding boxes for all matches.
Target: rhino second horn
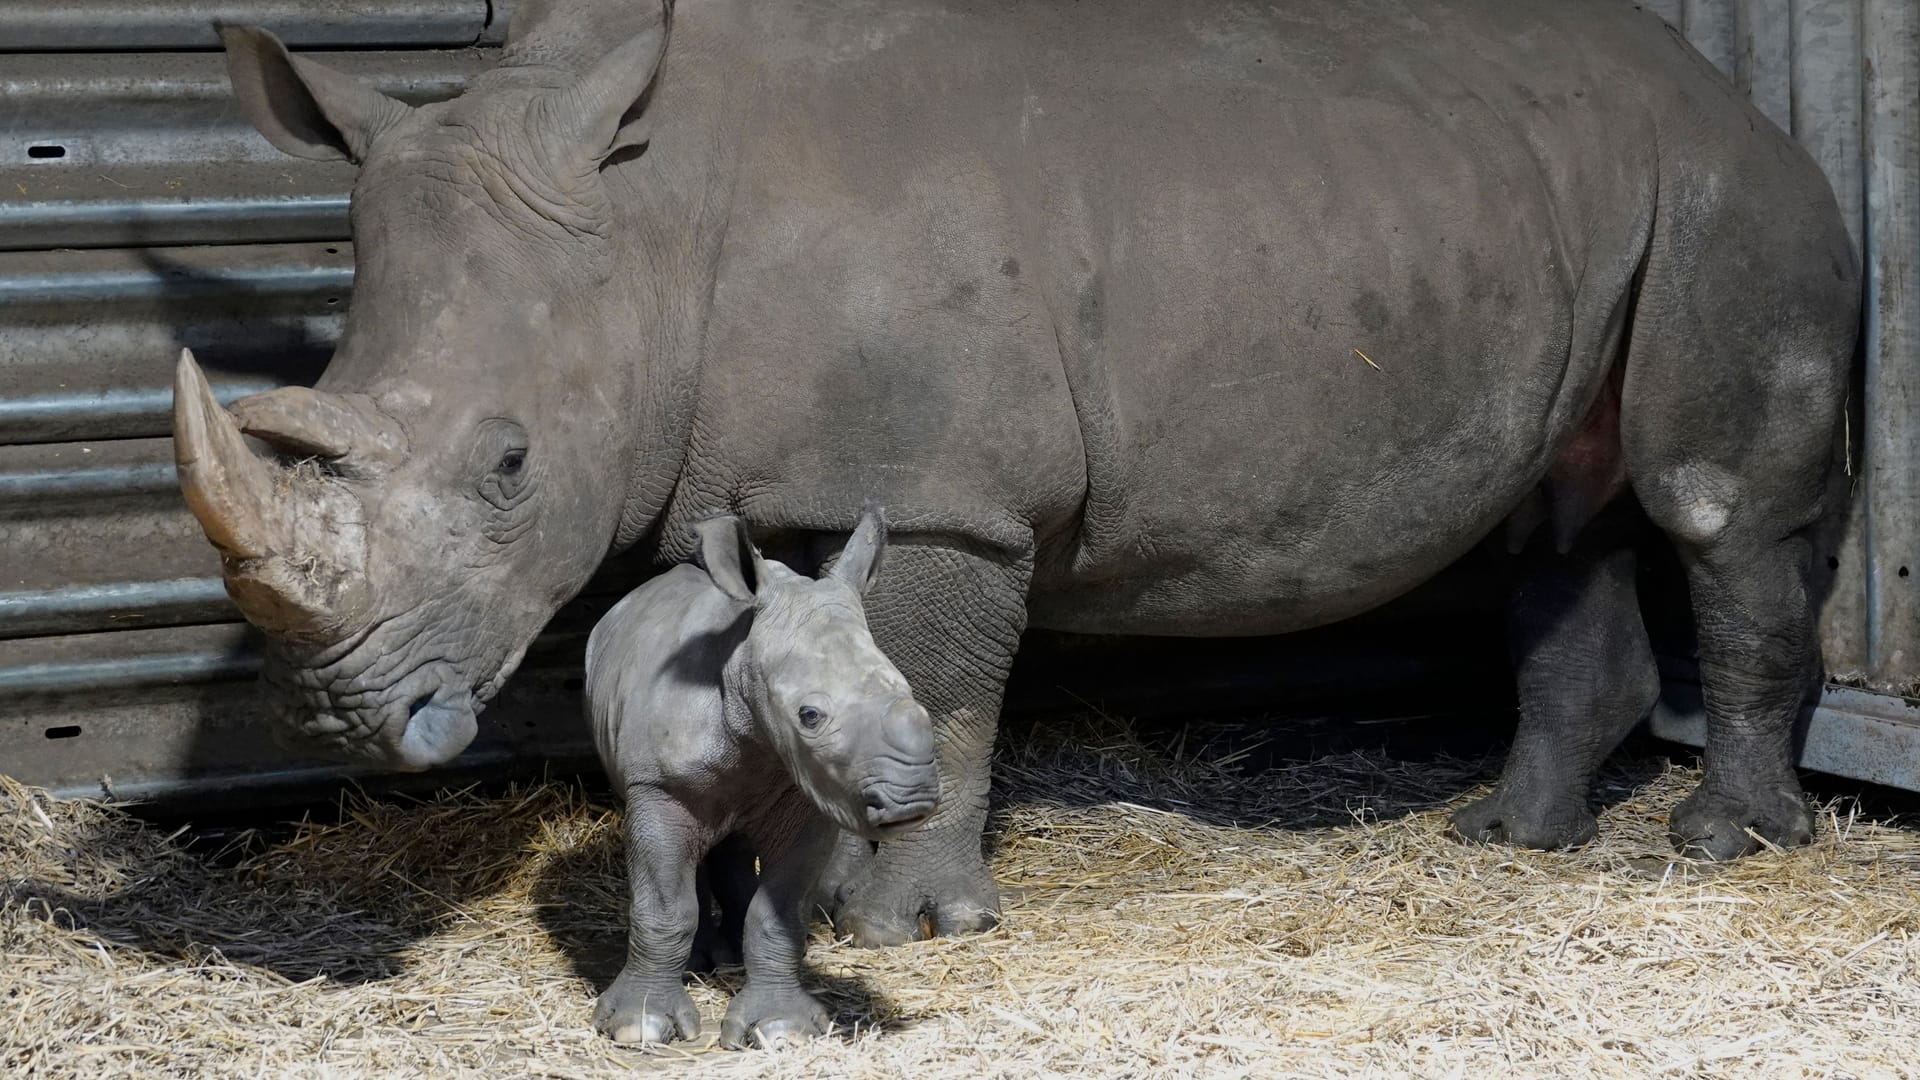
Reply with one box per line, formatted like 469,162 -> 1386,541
229,385 -> 402,464
173,348 -> 288,560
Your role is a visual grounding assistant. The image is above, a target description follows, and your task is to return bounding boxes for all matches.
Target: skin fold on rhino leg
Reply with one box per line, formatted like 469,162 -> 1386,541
818,539 -> 1031,947
1453,502 -> 1660,849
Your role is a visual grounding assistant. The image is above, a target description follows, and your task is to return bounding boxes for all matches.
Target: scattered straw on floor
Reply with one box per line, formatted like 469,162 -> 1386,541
5,714 -> 1917,1079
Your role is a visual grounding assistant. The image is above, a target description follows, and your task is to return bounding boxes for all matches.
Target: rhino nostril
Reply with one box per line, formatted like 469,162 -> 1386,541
408,693 -> 437,719
864,791 -> 886,811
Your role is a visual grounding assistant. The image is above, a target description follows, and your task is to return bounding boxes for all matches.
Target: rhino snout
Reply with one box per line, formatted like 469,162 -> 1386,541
858,765 -> 939,837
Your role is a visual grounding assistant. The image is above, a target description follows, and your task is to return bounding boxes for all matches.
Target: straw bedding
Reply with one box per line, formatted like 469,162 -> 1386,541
4,711 -> 1917,1079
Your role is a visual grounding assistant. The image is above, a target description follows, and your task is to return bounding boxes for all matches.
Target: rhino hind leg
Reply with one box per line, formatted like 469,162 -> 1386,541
1655,536 -> 1821,860
1613,168 -> 1854,859
1454,501 -> 1658,850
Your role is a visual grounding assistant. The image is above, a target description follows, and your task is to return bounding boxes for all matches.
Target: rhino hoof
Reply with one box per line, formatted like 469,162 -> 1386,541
1668,783 -> 1813,860
828,862 -> 1001,948
593,973 -> 700,1045
719,988 -> 830,1050
1451,793 -> 1597,851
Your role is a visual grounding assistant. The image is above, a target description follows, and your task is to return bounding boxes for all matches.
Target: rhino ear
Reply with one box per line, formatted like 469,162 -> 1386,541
696,516 -> 768,605
220,24 -> 411,163
550,6 -> 672,165
829,504 -> 888,596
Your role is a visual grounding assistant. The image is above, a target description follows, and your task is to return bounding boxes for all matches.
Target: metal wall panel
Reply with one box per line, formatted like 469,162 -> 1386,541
0,1 -> 494,50
0,242 -> 349,442
3,51 -> 496,249
1788,0 -> 1874,677
1737,0 -> 1795,131
1685,0 -> 1742,73
1860,0 -> 1919,687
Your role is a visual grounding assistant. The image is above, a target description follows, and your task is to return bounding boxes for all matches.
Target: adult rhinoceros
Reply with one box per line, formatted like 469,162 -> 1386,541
172,0 -> 1857,945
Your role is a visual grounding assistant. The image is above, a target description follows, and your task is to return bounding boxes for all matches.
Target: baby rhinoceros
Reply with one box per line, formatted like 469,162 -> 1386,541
585,506 -> 939,1050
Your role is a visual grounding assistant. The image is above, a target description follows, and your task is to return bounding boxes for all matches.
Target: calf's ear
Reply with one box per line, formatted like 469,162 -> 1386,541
829,504 -> 888,596
220,25 -> 412,163
696,516 -> 769,605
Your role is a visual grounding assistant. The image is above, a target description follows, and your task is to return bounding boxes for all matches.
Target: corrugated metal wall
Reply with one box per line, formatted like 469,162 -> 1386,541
0,1 -> 633,805
0,1 -> 1915,801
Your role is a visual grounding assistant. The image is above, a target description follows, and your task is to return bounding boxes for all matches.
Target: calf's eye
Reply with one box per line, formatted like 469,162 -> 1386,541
797,705 -> 823,729
498,448 -> 526,475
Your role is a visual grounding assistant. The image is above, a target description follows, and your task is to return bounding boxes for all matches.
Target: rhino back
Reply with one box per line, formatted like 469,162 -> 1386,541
585,563 -> 748,789
657,0 -> 1786,632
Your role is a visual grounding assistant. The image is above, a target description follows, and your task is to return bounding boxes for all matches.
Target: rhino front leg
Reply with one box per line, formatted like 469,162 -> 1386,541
721,807 -> 837,1050
822,538 -> 1029,947
594,792 -> 705,1045
1453,505 -> 1659,849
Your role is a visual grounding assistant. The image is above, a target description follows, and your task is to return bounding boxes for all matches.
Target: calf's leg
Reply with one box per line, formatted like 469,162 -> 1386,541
593,793 -> 706,1044
722,807 -> 837,1050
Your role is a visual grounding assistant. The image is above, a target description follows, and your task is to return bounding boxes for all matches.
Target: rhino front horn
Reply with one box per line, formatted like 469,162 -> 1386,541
173,347 -> 287,560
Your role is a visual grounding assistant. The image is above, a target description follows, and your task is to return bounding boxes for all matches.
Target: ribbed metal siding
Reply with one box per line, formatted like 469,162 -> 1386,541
1857,0 -> 1920,688
0,1 -> 494,50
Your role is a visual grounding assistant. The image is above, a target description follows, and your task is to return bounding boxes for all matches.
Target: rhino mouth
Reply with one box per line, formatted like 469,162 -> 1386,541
392,687 -> 480,772
265,653 -> 492,772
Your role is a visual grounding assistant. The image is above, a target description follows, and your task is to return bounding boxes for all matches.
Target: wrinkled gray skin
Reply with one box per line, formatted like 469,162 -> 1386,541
174,0 -> 1858,946
585,506 -> 938,1048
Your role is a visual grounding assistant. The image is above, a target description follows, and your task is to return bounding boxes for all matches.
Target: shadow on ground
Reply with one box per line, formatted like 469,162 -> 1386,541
4,782 -> 557,984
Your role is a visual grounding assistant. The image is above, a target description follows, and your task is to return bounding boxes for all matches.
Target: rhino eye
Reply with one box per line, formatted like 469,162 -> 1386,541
797,705 -> 824,729
497,448 -> 526,475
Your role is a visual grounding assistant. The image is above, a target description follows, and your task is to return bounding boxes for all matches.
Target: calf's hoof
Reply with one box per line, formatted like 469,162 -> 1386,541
719,987 -> 831,1050
1451,792 -> 1597,850
828,861 -> 1000,948
593,974 -> 700,1045
1668,782 -> 1813,860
